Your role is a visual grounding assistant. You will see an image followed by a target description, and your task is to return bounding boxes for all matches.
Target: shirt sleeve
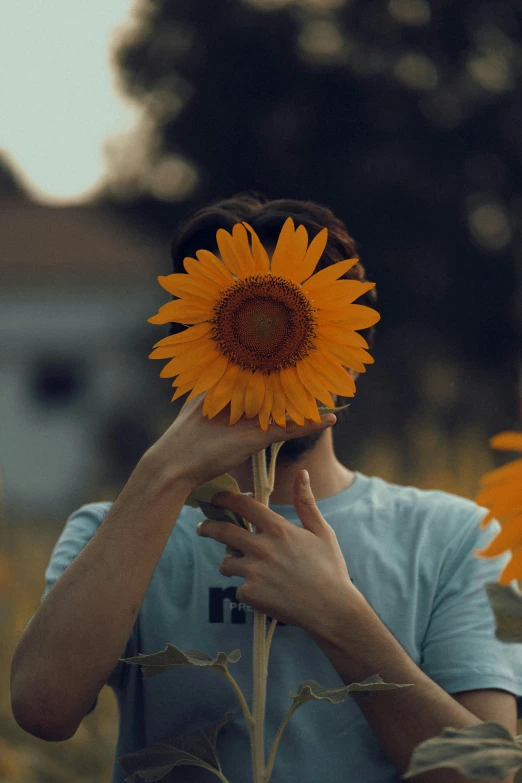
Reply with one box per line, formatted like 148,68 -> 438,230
30,502 -> 135,716
421,505 -> 522,704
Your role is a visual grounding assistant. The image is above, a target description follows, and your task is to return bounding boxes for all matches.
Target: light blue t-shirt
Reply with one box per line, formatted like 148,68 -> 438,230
40,472 -> 522,783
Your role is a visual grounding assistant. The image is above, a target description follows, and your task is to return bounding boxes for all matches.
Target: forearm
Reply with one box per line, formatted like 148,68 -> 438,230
308,592 -> 507,783
11,451 -> 194,740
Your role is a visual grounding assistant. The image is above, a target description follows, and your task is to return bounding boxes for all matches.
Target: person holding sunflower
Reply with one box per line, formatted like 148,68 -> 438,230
11,193 -> 522,783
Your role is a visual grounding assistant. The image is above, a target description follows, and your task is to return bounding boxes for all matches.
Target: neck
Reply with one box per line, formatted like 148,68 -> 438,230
228,427 -> 355,504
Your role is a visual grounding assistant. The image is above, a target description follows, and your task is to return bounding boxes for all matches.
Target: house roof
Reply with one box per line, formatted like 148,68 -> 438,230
0,197 -> 172,284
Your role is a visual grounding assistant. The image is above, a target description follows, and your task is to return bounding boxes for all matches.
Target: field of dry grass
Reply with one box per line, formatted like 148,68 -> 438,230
1,521 -> 118,783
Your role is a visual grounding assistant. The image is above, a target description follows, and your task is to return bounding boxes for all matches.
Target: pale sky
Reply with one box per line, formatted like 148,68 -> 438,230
0,0 -> 137,203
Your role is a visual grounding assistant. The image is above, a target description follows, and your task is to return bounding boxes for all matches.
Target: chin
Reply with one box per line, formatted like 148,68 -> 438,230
272,429 -> 326,464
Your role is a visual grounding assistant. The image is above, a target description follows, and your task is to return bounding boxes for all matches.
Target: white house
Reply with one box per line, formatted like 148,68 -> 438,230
0,193 -> 173,514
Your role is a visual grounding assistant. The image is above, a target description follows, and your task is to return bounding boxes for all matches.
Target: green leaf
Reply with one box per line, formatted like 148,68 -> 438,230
119,711 -> 231,782
402,721 -> 522,780
185,475 -> 247,557
185,474 -> 241,508
196,501 -> 247,529
283,403 -> 351,423
197,500 -> 247,559
120,643 -> 241,678
485,581 -> 522,642
289,674 -> 414,708
317,403 -> 351,415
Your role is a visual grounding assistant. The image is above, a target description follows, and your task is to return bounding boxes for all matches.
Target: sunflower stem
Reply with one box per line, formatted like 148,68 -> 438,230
264,617 -> 278,673
264,443 -> 282,672
251,449 -> 270,783
250,439 -> 284,783
267,442 -> 284,490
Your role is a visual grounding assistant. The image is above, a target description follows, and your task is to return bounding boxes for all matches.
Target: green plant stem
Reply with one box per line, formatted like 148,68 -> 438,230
251,448 -> 271,783
263,703 -> 299,783
264,617 -> 277,673
250,441 -> 284,783
221,669 -> 254,730
208,767 -> 232,783
264,441 -> 284,677
267,441 -> 284,490
252,608 -> 267,783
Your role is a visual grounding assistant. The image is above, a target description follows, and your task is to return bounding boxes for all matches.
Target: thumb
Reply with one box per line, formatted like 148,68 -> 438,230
293,470 -> 327,535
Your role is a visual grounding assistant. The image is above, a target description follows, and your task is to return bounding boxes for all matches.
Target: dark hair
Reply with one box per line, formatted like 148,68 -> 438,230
167,191 -> 378,407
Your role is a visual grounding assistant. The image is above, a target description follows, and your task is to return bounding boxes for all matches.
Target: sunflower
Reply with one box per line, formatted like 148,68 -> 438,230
474,431 -> 522,585
147,218 -> 380,432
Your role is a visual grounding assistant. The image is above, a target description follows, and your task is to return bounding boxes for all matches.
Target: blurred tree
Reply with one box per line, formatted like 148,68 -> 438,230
104,0 -> 522,461
0,151 -> 27,198
108,0 -> 521,360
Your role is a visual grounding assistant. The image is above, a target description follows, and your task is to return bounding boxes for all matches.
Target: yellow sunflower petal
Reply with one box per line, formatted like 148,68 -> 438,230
476,482 -> 522,510
269,373 -> 287,428
270,218 -> 295,275
302,386 -> 321,423
160,339 -> 219,378
272,220 -> 308,281
296,358 -> 336,408
195,249 -> 235,286
474,513 -> 522,558
278,366 -> 311,420
498,546 -> 522,585
172,363 -> 205,388
295,227 -> 328,284
171,382 -> 193,402
481,483 -> 521,502
157,274 -> 219,301
478,509 -> 495,529
216,228 -> 250,278
284,395 -> 305,426
159,343 -> 217,378
490,432 -> 522,452
183,255 -> 227,288
149,334 -> 212,360
315,338 -> 371,373
203,362 -> 241,418
245,372 -> 266,419
152,322 -> 214,349
305,349 -> 356,396
315,324 -> 369,349
243,222 -> 270,274
318,303 -> 381,330
233,223 -> 256,271
186,353 -> 229,401
480,459 -> 522,488
302,257 -> 360,295
229,369 -> 253,425
311,280 -> 376,307
148,299 -> 214,325
258,374 -> 274,431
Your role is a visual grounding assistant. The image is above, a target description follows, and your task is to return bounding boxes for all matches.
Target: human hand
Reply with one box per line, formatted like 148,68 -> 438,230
196,469 -> 360,633
146,392 -> 336,491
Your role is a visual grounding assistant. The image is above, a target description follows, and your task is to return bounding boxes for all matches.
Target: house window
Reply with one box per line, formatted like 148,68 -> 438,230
31,357 -> 86,407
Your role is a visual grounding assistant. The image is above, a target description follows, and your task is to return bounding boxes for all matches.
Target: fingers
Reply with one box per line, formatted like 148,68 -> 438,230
211,492 -> 285,533
196,518 -> 269,554
219,555 -> 249,579
256,413 -> 337,456
264,412 -> 337,444
292,470 -> 330,536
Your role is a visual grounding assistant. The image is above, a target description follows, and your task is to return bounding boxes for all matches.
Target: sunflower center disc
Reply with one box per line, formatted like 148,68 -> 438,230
211,274 -> 317,372
238,300 -> 288,347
